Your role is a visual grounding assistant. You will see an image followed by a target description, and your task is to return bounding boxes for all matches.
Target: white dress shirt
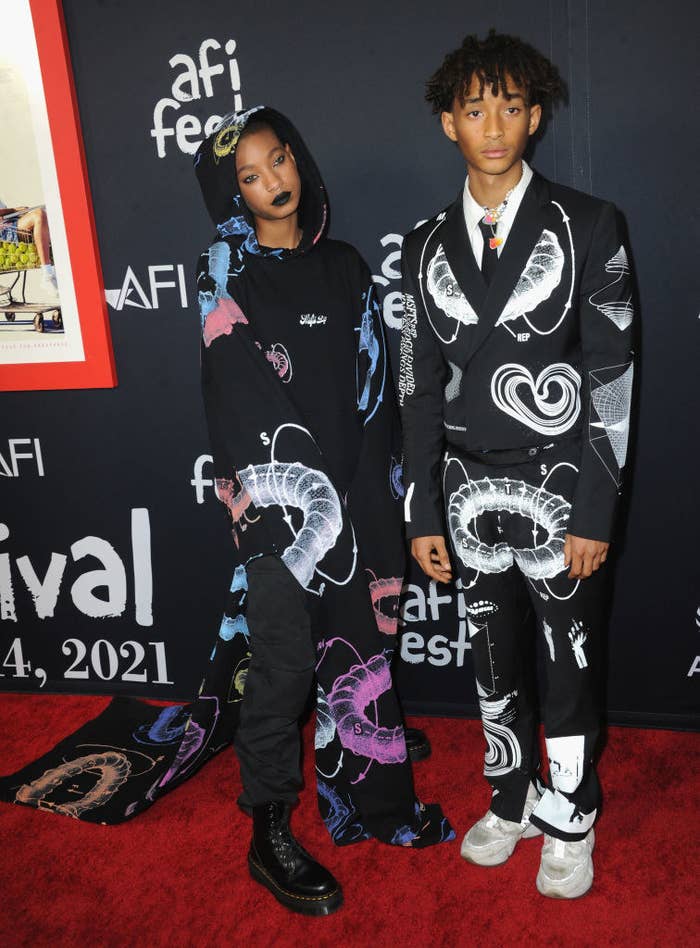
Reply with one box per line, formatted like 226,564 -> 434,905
462,160 -> 533,266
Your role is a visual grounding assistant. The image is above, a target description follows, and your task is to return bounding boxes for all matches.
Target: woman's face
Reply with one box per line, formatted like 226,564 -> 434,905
235,126 -> 302,223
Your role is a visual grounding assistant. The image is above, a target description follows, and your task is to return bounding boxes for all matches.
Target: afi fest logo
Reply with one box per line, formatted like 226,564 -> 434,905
151,37 -> 244,158
0,510 -> 153,625
372,220 -> 426,331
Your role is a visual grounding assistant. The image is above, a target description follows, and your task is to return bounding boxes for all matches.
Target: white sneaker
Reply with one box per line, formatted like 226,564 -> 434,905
536,829 -> 595,899
461,783 -> 542,866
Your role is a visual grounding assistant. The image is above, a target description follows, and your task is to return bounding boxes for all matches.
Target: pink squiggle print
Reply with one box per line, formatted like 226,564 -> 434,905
264,343 -> 292,382
369,576 -> 403,635
15,752 -> 132,818
215,477 -> 256,547
203,298 -> 248,348
327,653 -> 406,765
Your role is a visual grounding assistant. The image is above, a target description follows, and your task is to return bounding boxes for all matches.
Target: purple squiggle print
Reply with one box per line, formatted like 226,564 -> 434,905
327,653 -> 406,765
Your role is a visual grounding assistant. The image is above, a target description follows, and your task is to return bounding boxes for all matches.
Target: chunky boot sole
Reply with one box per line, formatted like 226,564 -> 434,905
248,853 -> 343,916
407,737 -> 432,762
406,728 -> 432,763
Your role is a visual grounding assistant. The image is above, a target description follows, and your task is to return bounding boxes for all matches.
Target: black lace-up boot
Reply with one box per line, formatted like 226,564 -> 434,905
248,801 -> 343,916
405,727 -> 432,762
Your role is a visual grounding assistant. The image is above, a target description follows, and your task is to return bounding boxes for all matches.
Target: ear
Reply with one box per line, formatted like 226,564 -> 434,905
284,142 -> 297,163
528,103 -> 542,137
441,110 -> 458,143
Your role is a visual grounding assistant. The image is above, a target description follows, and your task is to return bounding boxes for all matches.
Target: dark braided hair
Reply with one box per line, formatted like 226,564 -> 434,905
426,29 -> 566,114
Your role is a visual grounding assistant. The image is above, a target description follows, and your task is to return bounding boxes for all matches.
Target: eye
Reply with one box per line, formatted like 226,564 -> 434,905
466,110 -> 482,119
242,173 -> 258,185
273,153 -> 285,166
505,107 -> 521,115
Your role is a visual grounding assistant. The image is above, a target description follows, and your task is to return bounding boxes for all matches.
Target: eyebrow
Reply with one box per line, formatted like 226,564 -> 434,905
464,92 -> 525,104
236,145 -> 284,174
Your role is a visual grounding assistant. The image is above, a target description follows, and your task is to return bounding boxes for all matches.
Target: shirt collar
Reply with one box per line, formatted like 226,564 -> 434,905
462,160 -> 533,235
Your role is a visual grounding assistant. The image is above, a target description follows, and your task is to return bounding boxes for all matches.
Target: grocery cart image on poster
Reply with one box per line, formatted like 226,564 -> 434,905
0,0 -> 84,365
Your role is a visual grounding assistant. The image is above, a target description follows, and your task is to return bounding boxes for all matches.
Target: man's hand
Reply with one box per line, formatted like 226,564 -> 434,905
411,535 -> 453,584
564,533 -> 609,580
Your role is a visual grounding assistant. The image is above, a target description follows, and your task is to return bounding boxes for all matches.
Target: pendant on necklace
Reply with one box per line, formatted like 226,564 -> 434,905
483,211 -> 498,225
489,236 -> 503,250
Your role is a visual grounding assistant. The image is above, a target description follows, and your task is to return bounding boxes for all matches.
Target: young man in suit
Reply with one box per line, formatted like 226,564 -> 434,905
399,30 -> 634,898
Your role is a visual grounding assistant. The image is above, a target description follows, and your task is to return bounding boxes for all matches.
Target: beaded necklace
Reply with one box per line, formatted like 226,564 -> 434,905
481,186 -> 515,250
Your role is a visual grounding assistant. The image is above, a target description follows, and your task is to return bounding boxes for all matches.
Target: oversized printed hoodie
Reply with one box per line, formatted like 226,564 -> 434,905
193,106 -> 453,847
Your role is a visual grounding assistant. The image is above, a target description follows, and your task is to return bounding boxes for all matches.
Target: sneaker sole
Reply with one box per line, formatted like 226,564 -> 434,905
461,822 -> 542,867
248,854 -> 343,916
536,865 -> 593,899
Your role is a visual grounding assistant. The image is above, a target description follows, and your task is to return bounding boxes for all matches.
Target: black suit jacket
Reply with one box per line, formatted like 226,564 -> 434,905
399,172 -> 634,543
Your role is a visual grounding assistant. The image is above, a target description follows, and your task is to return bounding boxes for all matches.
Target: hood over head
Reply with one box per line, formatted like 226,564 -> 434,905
194,106 -> 328,257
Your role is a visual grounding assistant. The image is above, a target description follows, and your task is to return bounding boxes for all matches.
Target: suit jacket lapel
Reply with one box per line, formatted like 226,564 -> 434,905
466,173 -> 553,356
439,192 -> 488,316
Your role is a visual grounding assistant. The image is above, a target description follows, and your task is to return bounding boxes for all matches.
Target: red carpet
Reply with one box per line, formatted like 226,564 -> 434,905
0,694 -> 698,947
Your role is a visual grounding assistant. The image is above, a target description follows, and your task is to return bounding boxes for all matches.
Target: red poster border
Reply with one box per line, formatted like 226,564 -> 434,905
1,0 -> 117,392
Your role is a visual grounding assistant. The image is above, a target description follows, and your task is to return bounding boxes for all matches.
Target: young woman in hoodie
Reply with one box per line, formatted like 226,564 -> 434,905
193,107 -> 453,917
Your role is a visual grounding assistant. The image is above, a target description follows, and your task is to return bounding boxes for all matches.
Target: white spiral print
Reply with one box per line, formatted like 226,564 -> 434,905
491,363 -> 581,436
478,687 -> 522,777
588,246 -> 634,331
238,461 -> 343,588
448,476 -> 570,579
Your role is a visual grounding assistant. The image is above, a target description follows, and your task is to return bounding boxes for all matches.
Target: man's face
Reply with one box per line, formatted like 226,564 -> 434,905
235,126 -> 302,223
441,73 -> 541,178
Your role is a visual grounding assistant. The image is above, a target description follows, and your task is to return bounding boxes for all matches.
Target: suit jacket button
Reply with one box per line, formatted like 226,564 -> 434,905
528,447 -> 538,457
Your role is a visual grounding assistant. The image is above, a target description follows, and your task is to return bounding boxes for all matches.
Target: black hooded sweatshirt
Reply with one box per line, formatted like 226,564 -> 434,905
193,106 -> 453,847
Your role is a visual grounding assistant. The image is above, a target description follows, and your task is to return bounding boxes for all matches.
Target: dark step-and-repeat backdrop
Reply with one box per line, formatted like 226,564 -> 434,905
1,1 -> 698,729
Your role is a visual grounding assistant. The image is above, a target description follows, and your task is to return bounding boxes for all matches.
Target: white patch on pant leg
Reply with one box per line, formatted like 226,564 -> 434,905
546,734 -> 585,794
532,788 -> 597,836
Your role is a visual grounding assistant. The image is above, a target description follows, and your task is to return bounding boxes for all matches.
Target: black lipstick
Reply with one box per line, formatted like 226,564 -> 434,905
271,191 -> 292,207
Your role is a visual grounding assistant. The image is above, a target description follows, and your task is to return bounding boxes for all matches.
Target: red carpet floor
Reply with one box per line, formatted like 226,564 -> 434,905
0,694 -> 698,947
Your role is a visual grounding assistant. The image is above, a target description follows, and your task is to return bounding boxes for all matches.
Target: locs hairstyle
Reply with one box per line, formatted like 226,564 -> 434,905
425,29 -> 567,115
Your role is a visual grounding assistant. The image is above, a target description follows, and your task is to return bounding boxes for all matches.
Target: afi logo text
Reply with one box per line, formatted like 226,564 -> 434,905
0,439 -> 44,478
105,265 -> 187,311
151,37 -> 244,158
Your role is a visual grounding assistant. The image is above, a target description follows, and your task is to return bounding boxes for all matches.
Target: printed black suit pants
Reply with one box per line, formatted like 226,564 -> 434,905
443,439 -> 606,840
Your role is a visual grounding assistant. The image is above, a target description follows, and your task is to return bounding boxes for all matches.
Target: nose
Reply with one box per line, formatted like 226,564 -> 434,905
483,112 -> 505,139
264,176 -> 280,192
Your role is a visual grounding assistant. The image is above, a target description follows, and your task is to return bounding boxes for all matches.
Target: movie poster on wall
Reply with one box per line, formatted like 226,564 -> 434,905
0,0 -> 115,391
